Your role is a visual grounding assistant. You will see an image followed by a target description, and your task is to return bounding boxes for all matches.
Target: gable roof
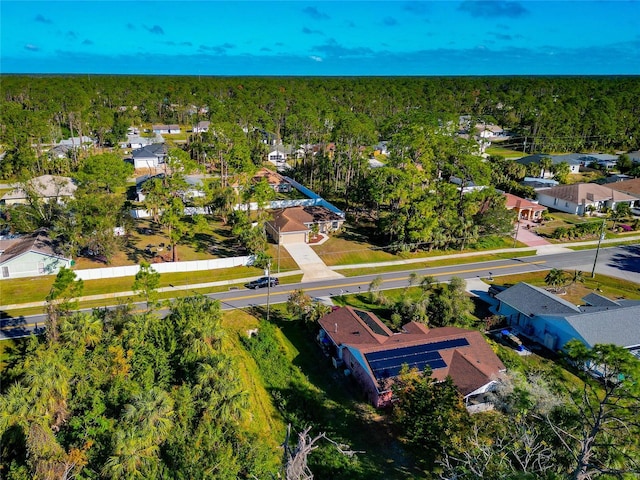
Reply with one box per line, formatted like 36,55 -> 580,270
1,175 -> 76,202
495,282 -> 581,316
537,183 -> 637,204
0,233 -> 68,265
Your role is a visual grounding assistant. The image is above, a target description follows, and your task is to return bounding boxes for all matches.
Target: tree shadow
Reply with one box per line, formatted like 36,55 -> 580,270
606,245 -> 640,274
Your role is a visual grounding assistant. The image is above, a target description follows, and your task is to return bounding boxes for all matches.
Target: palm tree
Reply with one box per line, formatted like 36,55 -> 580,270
569,270 -> 585,286
60,313 -> 103,351
545,268 -> 567,289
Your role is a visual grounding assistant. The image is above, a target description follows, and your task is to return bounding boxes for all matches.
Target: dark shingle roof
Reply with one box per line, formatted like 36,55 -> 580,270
582,292 -> 620,307
495,282 -> 581,316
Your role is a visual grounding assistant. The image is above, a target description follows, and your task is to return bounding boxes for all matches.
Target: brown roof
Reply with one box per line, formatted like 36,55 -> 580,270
538,183 -> 637,204
0,233 -> 66,265
268,206 -> 342,233
504,193 -> 546,211
609,178 -> 640,198
320,307 -> 505,397
253,167 -> 287,185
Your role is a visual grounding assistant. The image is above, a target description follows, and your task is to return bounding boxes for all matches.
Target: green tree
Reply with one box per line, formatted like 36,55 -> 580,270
545,268 -> 568,289
393,366 -> 470,468
75,153 -> 133,193
551,161 -> 571,184
132,261 -> 160,310
45,267 -> 84,343
558,341 -> 640,480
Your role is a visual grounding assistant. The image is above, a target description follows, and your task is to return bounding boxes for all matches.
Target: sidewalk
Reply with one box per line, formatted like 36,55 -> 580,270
2,235 -> 639,312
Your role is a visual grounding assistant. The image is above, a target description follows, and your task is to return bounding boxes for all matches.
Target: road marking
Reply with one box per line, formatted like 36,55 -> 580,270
1,259 -> 548,329
219,260 -> 548,302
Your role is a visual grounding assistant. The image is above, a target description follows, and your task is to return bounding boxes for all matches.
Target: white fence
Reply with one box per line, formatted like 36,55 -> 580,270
74,255 -> 253,280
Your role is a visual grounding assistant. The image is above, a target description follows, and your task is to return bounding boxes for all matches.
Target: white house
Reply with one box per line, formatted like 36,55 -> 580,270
132,144 -> 168,169
536,183 -> 636,215
0,233 -> 72,279
152,124 -> 181,134
193,121 -> 211,133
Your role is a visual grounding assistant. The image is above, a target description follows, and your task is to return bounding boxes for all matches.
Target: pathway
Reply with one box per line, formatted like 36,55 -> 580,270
281,241 -> 344,282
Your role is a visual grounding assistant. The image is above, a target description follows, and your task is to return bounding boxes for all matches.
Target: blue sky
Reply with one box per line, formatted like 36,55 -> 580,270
1,1 -> 639,75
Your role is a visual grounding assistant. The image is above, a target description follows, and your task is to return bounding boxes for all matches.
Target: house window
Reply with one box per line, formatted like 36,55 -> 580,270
332,221 -> 339,229
554,198 -> 558,205
1,266 -> 8,278
38,262 -> 45,274
565,202 -> 569,207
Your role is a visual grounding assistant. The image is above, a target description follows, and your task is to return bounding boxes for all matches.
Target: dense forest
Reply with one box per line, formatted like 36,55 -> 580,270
2,76 -> 639,259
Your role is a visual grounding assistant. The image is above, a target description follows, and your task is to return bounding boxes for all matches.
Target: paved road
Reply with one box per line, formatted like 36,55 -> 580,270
2,245 -> 639,340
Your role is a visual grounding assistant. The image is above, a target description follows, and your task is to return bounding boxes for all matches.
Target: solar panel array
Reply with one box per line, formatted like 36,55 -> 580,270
354,310 -> 389,336
365,337 -> 470,380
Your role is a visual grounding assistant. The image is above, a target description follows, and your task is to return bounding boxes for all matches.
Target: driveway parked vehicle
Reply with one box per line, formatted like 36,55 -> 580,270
244,277 -> 280,289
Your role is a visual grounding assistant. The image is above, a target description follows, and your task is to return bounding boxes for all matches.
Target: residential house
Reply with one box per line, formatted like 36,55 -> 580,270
120,134 -> 158,150
253,167 -> 292,193
135,174 -> 206,202
0,233 -> 72,279
536,183 -> 636,215
193,121 -> 211,133
516,154 -> 582,178
267,146 -> 290,164
474,123 -> 505,139
521,176 -> 559,190
132,143 -> 168,169
495,282 -> 640,358
608,178 -> 640,207
58,136 -> 95,148
503,193 -> 546,221
152,124 -> 181,135
317,307 -> 506,408
48,144 -> 73,159
265,206 -> 345,245
1,175 -> 77,206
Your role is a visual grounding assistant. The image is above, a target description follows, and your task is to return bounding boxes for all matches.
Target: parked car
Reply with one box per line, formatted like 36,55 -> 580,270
244,276 -> 280,289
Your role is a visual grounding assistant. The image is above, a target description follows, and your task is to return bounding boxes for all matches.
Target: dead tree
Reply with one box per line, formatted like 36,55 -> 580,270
281,424 -> 361,480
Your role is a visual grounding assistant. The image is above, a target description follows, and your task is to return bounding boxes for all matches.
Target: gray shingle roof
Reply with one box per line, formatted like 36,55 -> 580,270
582,292 -> 620,307
495,282 -> 581,316
564,306 -> 640,348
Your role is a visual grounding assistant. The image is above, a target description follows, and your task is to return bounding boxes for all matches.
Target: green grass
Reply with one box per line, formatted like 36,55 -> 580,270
339,251 -> 537,277
314,234 -> 528,267
485,146 -> 524,159
0,265 -> 288,307
489,271 -> 640,304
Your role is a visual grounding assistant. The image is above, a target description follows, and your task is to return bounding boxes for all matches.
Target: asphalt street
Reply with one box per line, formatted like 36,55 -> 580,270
2,244 -> 639,340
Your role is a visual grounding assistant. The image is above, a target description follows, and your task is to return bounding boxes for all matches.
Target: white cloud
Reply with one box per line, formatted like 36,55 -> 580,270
309,55 -> 323,62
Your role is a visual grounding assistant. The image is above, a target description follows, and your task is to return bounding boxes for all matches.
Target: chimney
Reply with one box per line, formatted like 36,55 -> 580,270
334,323 -> 338,333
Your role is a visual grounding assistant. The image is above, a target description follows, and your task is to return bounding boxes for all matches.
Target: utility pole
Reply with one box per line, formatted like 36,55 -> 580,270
591,218 -> 607,278
266,259 -> 271,322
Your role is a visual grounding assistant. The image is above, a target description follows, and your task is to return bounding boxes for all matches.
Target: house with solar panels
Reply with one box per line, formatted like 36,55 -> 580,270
317,307 -> 506,408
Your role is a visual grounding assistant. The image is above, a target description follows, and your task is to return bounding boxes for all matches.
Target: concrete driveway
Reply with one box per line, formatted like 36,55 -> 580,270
281,242 -> 344,282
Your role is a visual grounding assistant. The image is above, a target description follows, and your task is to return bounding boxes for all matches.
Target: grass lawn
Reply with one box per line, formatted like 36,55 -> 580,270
221,310 -> 285,469
489,271 -> 640,304
74,217 -> 239,269
0,265 -> 274,307
314,232 -> 526,267
485,146 -> 524,159
339,250 -> 537,277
